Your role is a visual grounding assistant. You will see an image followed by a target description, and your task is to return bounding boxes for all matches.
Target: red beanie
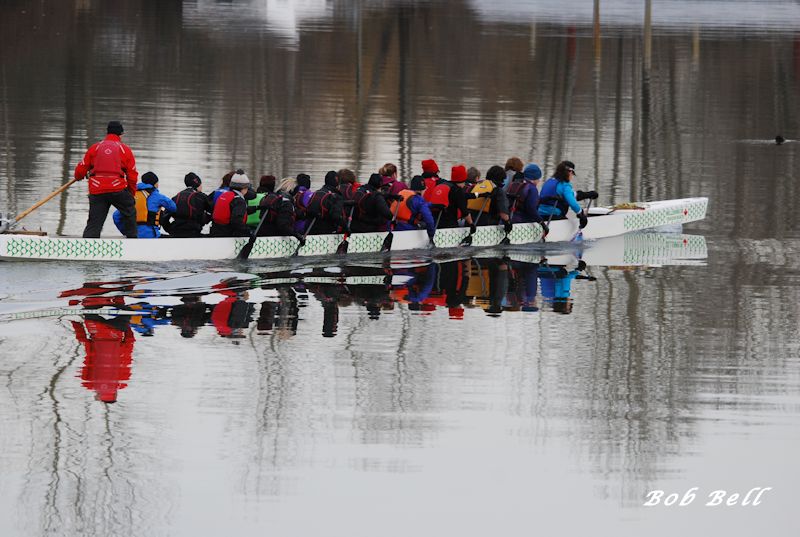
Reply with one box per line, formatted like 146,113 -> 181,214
421,159 -> 439,174
450,165 -> 467,183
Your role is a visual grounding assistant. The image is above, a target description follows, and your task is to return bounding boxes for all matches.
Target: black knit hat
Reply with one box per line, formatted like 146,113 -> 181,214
107,121 -> 124,135
486,165 -> 505,186
184,172 -> 201,188
367,173 -> 383,189
141,171 -> 159,185
409,175 -> 425,191
296,173 -> 311,189
324,171 -> 339,188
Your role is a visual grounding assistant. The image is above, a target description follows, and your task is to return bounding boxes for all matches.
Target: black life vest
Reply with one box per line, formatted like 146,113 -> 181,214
307,189 -> 333,219
257,192 -> 284,224
174,188 -> 200,220
352,186 -> 374,220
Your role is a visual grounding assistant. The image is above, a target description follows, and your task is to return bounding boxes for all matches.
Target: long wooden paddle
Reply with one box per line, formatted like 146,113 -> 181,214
460,196 -> 489,247
292,217 -> 316,257
0,177 -> 80,233
238,206 -> 270,260
380,200 -> 402,253
336,206 -> 356,254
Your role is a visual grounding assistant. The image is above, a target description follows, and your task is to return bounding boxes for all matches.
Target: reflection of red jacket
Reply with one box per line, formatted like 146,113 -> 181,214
211,297 -> 235,337
73,320 -> 134,403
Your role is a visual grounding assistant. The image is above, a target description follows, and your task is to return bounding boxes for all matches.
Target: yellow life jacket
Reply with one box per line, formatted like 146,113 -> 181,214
466,180 -> 494,212
134,190 -> 159,226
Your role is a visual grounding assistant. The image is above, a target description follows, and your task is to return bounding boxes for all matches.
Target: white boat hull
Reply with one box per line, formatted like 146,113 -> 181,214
0,197 -> 708,262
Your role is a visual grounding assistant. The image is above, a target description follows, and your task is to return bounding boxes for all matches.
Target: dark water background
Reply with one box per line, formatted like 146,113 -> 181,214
1,1 -> 800,536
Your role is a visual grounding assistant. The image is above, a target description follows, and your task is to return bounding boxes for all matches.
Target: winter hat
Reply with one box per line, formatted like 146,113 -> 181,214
184,172 -> 201,188
296,173 -> 311,189
523,163 -> 542,181
450,165 -> 467,183
324,170 -> 339,188
229,169 -> 251,190
409,176 -> 426,191
141,171 -> 159,185
368,173 -> 383,189
421,159 -> 439,174
107,120 -> 124,135
486,165 -> 506,186
258,175 -> 276,193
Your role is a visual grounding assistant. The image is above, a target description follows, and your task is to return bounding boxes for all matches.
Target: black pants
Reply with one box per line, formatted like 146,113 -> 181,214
83,191 -> 137,238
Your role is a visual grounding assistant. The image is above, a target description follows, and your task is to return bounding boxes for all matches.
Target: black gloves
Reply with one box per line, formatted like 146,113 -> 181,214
385,194 -> 403,202
576,190 -> 599,201
577,210 -> 588,229
466,192 -> 478,200
539,221 -> 549,236
503,220 -> 513,234
577,260 -> 587,271
479,192 -> 492,198
294,233 -> 306,247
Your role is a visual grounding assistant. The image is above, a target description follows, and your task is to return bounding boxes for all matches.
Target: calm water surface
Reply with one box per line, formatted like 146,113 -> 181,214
1,1 -> 800,536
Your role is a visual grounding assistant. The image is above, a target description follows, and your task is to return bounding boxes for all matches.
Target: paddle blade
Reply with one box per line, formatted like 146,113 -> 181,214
380,232 -> 393,253
237,240 -> 255,260
459,233 -> 473,247
500,236 -> 511,245
336,237 -> 349,254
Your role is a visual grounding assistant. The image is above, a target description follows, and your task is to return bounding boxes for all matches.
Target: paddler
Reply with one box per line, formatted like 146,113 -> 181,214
537,160 -> 597,229
210,169 -> 252,237
505,163 -> 548,232
163,172 -> 212,238
306,171 -> 347,235
74,120 -> 139,238
390,176 -> 437,245
255,177 -> 306,247
113,171 -> 176,238
350,173 -> 394,233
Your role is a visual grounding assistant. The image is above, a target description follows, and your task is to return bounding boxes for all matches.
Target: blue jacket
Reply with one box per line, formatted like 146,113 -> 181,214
507,181 -> 542,223
395,194 -> 436,238
113,183 -> 177,238
537,178 -> 581,218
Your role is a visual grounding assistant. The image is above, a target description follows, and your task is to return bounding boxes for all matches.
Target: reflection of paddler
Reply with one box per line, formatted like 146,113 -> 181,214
170,296 -> 211,338
485,258 -> 509,316
72,315 -> 134,404
256,287 -> 299,336
506,261 -> 539,312
538,259 -> 584,314
211,290 -> 253,338
437,259 -> 471,319
128,303 -> 169,336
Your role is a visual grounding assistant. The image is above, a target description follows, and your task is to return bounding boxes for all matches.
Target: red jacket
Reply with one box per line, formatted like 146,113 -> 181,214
74,134 -> 138,195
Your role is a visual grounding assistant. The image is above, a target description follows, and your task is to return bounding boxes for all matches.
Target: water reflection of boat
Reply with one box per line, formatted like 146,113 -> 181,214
0,197 -> 707,261
0,233 -> 708,401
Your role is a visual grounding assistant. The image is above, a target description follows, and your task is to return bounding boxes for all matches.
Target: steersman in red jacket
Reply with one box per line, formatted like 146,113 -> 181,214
74,121 -> 139,238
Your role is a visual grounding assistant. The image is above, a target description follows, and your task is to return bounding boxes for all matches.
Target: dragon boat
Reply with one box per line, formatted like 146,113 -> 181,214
0,197 -> 708,262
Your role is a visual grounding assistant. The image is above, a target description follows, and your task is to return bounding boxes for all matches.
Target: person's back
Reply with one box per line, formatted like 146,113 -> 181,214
256,179 -> 300,238
507,163 -> 543,224
351,174 -> 393,233
306,171 -> 346,235
211,171 -> 234,205
210,170 -> 252,237
392,176 -> 437,242
74,121 -> 139,238
113,172 -> 176,238
165,172 -> 211,237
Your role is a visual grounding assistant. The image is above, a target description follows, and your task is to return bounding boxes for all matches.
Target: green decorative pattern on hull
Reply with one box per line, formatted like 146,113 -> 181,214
622,233 -> 707,264
623,199 -> 707,231
5,237 -> 124,259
